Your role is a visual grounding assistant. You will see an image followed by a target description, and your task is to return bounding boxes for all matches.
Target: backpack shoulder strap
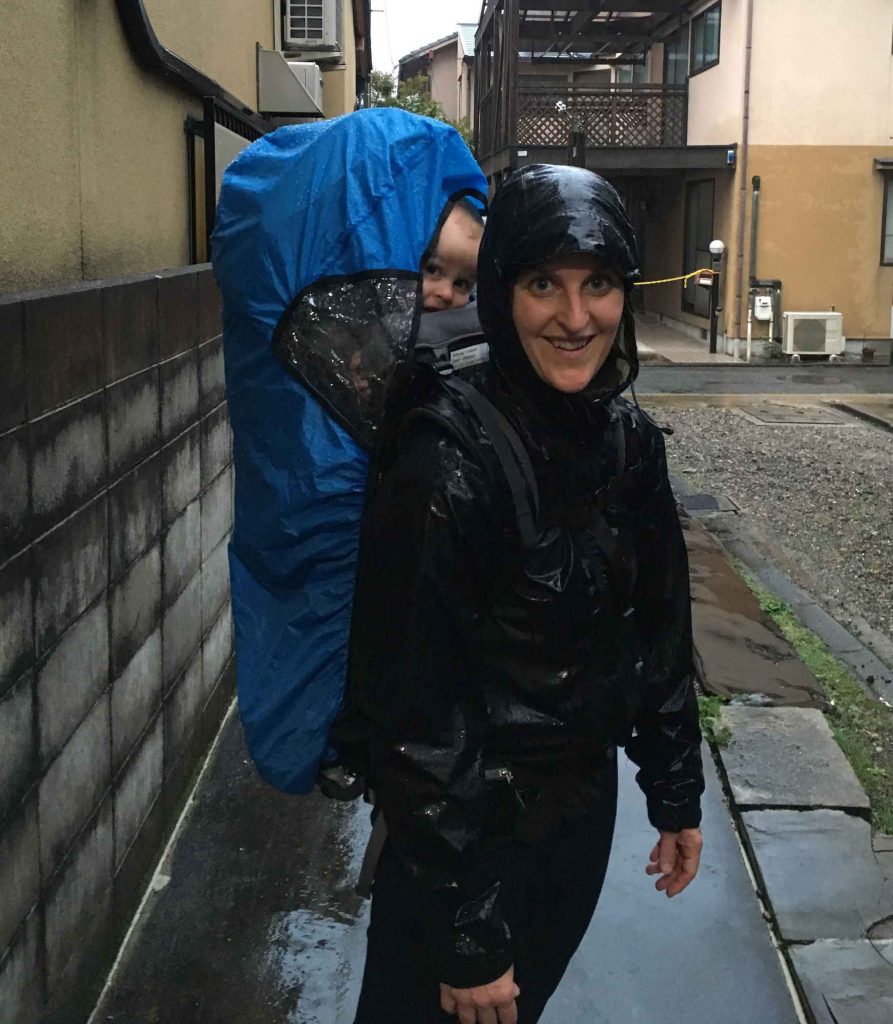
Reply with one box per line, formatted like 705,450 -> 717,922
440,375 -> 540,550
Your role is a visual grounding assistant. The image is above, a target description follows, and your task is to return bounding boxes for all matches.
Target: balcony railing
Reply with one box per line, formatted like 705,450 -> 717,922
479,83 -> 688,159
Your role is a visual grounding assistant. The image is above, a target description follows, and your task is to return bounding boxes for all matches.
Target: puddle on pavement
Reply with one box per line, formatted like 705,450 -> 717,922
259,797 -> 372,1023
789,374 -> 845,385
263,906 -> 369,1024
684,519 -> 824,707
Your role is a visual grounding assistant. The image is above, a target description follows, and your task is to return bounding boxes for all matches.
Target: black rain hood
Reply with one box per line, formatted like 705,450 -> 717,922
477,164 -> 642,413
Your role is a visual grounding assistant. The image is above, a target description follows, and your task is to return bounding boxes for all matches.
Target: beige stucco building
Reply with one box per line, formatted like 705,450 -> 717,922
398,24 -> 477,128
0,0 -> 372,294
644,0 -> 893,349
476,0 -> 893,353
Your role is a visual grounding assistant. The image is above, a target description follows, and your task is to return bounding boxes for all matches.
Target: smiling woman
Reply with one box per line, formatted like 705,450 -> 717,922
347,164 -> 705,1024
511,256 -> 625,393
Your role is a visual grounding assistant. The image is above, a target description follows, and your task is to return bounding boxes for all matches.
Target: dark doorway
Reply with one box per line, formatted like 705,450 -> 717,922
682,178 -> 714,317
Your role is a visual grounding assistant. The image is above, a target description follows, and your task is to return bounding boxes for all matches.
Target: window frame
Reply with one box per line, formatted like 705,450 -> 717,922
690,2 -> 721,77
616,62 -> 647,85
882,175 -> 893,266
663,24 -> 689,85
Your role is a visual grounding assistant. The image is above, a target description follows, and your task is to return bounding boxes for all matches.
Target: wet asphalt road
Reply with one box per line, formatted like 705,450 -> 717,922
92,710 -> 800,1023
637,363 -> 893,395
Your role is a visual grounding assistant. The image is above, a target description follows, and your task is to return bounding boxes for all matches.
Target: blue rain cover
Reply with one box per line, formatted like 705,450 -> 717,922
212,108 -> 487,793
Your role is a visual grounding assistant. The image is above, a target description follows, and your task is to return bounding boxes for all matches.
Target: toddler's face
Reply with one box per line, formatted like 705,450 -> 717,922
422,207 -> 483,312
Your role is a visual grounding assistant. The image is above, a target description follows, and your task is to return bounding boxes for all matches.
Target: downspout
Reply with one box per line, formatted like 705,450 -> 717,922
733,0 -> 755,341
749,174 -> 761,284
748,173 -> 784,343
115,0 -> 269,134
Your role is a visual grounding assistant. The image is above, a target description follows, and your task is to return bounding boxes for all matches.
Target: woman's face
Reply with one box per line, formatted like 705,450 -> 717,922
511,254 -> 624,394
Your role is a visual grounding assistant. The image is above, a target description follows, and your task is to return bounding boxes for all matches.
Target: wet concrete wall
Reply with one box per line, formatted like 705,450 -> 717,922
0,266 -> 235,1023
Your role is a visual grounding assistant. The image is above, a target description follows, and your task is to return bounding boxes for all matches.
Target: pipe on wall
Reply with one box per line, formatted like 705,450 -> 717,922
115,0 -> 269,134
748,174 -> 784,343
733,0 -> 755,341
749,174 -> 761,285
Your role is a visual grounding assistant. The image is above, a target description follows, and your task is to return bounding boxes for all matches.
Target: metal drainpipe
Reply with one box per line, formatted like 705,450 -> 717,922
733,0 -> 756,341
749,174 -> 761,284
115,0 -> 268,132
749,174 -> 784,342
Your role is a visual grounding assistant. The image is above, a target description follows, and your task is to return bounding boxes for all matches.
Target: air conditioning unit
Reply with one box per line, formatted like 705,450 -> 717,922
284,0 -> 338,49
287,61 -> 324,109
782,312 -> 845,359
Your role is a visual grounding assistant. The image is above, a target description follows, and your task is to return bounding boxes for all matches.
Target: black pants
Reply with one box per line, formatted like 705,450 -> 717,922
353,760 -> 618,1023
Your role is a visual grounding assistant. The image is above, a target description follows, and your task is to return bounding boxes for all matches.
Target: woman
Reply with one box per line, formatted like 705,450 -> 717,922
346,165 -> 705,1024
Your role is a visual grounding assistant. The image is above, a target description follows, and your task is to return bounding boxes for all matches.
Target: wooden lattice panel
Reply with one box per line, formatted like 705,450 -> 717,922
517,88 -> 686,149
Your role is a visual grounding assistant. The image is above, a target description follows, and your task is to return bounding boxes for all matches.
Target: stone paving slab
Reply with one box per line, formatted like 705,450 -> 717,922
736,401 -> 851,425
741,809 -> 893,942
719,707 -> 869,812
789,601 -> 867,655
679,493 -> 739,514
832,398 -> 893,433
835,648 -> 893,704
788,940 -> 893,1024
684,519 -> 824,706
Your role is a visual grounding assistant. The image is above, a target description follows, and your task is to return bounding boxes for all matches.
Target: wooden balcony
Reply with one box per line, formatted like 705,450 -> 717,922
518,84 -> 687,149
478,83 -> 688,164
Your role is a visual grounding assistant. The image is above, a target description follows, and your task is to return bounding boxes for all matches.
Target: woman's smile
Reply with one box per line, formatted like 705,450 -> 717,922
545,334 -> 594,353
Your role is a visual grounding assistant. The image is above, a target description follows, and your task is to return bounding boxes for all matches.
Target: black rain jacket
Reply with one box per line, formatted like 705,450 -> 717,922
342,165 -> 704,988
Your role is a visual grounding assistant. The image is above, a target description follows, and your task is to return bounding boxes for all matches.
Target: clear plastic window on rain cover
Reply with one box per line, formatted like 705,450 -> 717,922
275,275 -> 420,450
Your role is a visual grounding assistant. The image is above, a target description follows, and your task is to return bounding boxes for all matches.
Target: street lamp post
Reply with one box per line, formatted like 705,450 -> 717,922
708,239 -> 726,354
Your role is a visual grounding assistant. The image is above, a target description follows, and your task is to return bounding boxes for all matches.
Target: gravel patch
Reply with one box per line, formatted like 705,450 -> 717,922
658,407 -> 893,644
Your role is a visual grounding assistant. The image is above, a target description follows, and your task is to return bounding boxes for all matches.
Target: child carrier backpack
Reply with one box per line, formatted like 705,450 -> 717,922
211,108 -> 488,795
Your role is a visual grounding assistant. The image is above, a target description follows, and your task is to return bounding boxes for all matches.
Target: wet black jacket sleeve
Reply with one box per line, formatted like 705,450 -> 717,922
625,427 -> 704,833
349,418 -> 515,988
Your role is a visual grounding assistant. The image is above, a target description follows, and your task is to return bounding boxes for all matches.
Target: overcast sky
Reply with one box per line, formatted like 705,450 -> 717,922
371,0 -> 483,72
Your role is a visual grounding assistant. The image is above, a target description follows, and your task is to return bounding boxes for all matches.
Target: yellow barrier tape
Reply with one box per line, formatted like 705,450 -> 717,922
637,268 -> 717,287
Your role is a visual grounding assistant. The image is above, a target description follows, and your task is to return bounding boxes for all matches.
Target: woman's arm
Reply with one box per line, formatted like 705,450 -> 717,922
349,418 -> 515,988
625,425 -> 705,834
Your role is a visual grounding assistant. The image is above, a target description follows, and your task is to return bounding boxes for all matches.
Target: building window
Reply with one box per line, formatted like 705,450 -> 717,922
617,62 -> 647,84
682,179 -> 715,317
690,3 -> 721,76
883,176 -> 893,265
663,25 -> 688,84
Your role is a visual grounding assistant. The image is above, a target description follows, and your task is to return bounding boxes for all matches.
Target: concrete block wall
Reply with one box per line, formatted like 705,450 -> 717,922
0,266 -> 235,1024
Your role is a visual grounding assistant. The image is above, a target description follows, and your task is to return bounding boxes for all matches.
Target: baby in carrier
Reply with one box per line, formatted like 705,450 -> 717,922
213,108 -> 488,800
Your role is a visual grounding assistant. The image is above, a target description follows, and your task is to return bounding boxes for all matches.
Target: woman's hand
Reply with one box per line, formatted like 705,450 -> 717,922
440,966 -> 520,1024
646,828 -> 703,897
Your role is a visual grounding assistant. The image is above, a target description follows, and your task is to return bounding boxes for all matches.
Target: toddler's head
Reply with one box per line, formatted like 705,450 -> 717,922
422,200 -> 484,312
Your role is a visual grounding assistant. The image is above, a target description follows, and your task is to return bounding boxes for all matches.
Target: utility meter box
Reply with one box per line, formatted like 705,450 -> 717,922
753,294 -> 774,321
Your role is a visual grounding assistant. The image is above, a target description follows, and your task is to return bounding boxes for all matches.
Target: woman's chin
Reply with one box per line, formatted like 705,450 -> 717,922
542,366 -> 598,394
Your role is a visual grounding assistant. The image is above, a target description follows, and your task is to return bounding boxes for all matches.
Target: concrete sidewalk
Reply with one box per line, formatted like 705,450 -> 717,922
540,748 -> 799,1024
91,715 -> 802,1023
88,491 -> 893,1023
636,313 -> 737,365
679,497 -> 893,1023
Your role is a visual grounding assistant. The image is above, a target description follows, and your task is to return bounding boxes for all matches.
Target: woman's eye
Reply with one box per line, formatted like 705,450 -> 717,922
530,277 -> 553,293
586,275 -> 616,294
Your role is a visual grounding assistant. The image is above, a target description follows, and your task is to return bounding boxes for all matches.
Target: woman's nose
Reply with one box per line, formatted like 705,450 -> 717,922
557,289 -> 591,334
